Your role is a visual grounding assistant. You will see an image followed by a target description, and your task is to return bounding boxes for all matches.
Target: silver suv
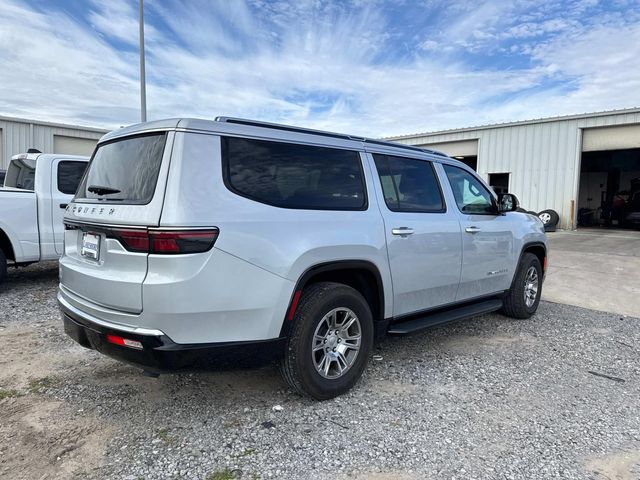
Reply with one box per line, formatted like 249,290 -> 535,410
59,117 -> 547,399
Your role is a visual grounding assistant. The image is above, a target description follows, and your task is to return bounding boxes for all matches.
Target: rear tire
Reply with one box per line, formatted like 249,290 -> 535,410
501,253 -> 542,319
0,249 -> 7,285
279,282 -> 373,400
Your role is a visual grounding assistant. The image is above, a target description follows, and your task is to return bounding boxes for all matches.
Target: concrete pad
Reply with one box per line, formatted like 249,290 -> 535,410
542,229 -> 640,317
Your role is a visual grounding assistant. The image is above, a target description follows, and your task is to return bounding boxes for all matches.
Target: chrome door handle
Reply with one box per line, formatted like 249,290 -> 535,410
465,226 -> 481,234
392,227 -> 414,236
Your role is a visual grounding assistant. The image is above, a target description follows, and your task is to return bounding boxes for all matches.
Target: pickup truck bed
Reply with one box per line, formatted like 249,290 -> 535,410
0,153 -> 89,284
0,188 -> 40,263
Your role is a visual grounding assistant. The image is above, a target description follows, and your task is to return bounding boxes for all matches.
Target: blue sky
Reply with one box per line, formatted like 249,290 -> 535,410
0,0 -> 639,137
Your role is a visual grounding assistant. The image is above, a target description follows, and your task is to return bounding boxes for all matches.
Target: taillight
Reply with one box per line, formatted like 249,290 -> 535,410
108,228 -> 218,254
149,230 -> 218,254
116,229 -> 150,252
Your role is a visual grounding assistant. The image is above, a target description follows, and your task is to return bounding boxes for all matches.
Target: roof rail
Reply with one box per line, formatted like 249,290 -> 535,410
364,139 -> 448,157
214,117 -> 447,157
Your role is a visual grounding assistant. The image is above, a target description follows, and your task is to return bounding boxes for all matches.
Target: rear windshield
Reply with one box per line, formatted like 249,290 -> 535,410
76,133 -> 166,204
4,159 -> 36,190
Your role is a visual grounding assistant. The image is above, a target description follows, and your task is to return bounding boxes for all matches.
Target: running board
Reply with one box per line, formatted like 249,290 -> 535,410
387,298 -> 503,335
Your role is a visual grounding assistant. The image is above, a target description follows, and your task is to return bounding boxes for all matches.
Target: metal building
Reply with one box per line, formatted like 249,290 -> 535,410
0,115 -> 108,169
389,108 -> 640,230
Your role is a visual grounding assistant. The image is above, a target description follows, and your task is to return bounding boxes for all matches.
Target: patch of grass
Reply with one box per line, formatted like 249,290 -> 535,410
0,389 -> 20,400
233,448 -> 256,458
28,376 -> 60,394
223,417 -> 243,430
157,428 -> 177,445
207,468 -> 241,480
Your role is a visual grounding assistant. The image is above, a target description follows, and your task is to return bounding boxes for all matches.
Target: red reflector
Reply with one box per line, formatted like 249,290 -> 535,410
287,290 -> 302,321
543,256 -> 548,272
106,334 -> 143,350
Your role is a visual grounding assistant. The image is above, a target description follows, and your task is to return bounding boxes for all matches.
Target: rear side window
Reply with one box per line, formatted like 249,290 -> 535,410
373,154 -> 445,212
76,133 -> 166,204
57,161 -> 87,194
222,137 -> 367,210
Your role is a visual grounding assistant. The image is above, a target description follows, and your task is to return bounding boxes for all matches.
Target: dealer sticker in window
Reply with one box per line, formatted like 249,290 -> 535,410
81,232 -> 100,260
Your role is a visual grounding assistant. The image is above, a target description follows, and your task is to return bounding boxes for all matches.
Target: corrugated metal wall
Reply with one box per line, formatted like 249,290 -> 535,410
392,110 -> 640,229
0,117 -> 106,169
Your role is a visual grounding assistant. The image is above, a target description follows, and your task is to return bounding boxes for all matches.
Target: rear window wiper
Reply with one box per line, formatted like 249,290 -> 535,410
88,185 -> 121,196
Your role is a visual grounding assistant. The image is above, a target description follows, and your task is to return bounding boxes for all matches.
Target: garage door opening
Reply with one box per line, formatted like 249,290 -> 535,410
418,140 -> 478,171
578,148 -> 640,229
53,135 -> 98,156
452,155 -> 477,171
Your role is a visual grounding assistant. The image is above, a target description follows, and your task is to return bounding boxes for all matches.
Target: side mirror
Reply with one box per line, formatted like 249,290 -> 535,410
497,193 -> 519,213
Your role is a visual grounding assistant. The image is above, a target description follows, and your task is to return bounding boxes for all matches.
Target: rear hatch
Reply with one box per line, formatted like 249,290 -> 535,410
60,131 -> 173,313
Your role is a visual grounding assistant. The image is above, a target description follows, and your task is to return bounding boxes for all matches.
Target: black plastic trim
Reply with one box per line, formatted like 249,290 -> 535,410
514,241 -> 548,286
63,312 -> 286,373
279,260 -> 386,338
387,298 -> 503,335
390,291 -> 506,324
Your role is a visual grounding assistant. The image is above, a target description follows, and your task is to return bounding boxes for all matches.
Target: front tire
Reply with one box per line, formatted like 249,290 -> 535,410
279,282 -> 373,400
501,253 -> 542,319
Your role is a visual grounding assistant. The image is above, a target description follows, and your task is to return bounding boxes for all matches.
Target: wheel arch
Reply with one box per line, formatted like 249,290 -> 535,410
510,242 -> 547,292
0,228 -> 16,262
280,260 -> 386,338
522,242 -> 547,272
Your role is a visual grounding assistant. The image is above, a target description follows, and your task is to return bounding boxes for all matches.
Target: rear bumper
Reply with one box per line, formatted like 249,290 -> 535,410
59,294 -> 286,373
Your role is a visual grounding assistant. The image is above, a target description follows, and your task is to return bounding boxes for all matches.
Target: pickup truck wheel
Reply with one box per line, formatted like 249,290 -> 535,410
0,249 -> 7,285
279,282 -> 373,400
501,253 -> 542,319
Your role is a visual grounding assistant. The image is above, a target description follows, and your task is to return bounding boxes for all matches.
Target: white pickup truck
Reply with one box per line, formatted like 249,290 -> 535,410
0,152 -> 89,284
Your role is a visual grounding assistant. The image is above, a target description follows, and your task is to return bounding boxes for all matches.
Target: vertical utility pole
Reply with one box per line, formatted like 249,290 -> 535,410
139,0 -> 147,122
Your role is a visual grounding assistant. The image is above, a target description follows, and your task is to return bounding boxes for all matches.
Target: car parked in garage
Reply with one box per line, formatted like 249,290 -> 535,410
0,152 -> 89,284
59,118 -> 547,399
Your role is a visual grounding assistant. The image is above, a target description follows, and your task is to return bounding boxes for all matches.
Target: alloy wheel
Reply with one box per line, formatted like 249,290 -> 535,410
312,307 -> 362,379
524,266 -> 539,308
539,212 -> 551,224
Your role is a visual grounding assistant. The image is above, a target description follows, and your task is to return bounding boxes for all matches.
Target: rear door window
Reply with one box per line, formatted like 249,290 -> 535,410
373,154 -> 445,212
57,161 -> 87,194
222,137 -> 367,210
76,133 -> 166,204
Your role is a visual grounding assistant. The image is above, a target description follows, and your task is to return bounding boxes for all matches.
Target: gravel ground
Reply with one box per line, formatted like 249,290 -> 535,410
1,263 -> 639,480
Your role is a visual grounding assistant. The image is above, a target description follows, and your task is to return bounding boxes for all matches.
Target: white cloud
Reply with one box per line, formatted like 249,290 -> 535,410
0,0 -> 638,138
